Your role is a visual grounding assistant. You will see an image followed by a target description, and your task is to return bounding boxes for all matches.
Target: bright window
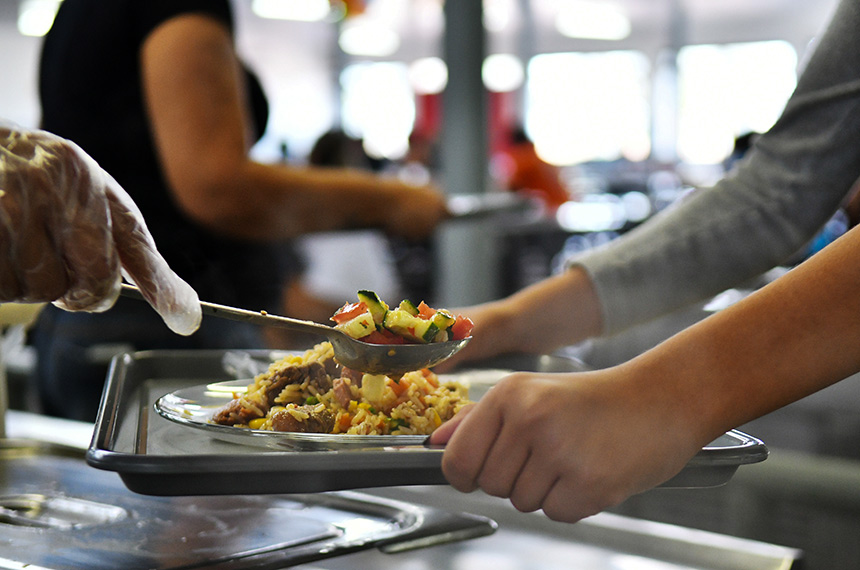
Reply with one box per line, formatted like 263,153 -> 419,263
525,50 -> 651,165
341,61 -> 415,160
677,40 -> 798,164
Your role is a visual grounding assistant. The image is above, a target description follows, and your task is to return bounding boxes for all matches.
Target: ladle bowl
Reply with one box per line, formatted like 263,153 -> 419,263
120,284 -> 469,375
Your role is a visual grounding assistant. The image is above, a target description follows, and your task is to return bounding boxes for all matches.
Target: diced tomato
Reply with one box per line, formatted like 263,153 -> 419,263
360,329 -> 407,345
417,301 -> 436,320
450,314 -> 474,340
331,301 -> 368,324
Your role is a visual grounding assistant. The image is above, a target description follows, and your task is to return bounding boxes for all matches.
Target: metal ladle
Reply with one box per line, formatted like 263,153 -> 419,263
120,283 -> 469,375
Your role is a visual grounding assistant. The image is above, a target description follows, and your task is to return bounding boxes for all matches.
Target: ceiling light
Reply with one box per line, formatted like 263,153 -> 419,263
339,17 -> 400,57
555,1 -> 631,41
482,53 -> 524,92
17,0 -> 61,37
409,57 -> 448,94
252,0 -> 331,22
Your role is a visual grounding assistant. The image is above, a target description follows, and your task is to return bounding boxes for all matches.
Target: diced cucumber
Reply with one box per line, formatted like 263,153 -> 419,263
383,308 -> 435,343
430,329 -> 449,343
431,308 -> 455,331
334,310 -> 377,339
397,299 -> 419,316
420,322 -> 440,343
357,290 -> 389,328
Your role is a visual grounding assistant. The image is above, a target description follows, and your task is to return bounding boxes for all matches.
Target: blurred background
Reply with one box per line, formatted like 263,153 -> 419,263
0,0 -> 840,306
3,2 -> 859,568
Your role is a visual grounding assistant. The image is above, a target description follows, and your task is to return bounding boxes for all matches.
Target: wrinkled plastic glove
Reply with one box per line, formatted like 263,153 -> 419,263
0,122 -> 201,335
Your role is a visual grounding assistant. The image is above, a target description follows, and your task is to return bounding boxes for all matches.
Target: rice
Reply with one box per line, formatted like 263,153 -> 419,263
211,341 -> 470,435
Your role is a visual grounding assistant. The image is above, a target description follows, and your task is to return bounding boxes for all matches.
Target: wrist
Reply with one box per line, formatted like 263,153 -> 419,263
510,266 -> 603,353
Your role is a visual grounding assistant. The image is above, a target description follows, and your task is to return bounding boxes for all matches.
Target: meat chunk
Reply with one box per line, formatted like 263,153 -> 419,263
211,398 -> 263,426
270,406 -> 335,433
306,361 -> 333,393
341,367 -> 363,387
322,358 -> 343,379
332,377 -> 355,409
263,361 -> 331,406
212,356 -> 338,429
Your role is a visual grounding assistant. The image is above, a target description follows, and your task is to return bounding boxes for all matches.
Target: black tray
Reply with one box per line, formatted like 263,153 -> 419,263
87,350 -> 768,496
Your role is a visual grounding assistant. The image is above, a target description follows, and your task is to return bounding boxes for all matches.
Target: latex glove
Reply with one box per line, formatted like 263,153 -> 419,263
0,122 -> 201,335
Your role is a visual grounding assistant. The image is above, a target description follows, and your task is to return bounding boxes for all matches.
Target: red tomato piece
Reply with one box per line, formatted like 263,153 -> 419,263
417,301 -> 436,320
450,315 -> 474,340
360,329 -> 407,344
331,301 -> 368,324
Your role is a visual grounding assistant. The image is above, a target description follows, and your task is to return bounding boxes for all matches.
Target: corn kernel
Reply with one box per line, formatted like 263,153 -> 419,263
431,409 -> 442,427
248,418 -> 266,430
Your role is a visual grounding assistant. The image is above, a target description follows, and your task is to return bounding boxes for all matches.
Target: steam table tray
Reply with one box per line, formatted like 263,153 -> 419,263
87,350 -> 768,496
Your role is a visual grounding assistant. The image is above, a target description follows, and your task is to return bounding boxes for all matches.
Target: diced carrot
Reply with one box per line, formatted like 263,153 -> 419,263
387,377 -> 410,397
337,413 -> 352,430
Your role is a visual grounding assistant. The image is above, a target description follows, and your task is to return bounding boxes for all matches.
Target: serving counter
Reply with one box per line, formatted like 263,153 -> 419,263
3,410 -> 800,570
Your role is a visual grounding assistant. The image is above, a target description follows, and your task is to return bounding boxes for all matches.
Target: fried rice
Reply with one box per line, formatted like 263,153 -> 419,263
210,341 -> 470,435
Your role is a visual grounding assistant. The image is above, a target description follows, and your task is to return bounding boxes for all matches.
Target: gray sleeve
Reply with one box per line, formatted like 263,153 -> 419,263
574,0 -> 860,336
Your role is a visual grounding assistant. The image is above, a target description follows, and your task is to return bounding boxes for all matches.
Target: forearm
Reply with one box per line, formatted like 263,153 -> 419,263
156,148 -> 442,245
444,265 -> 603,366
624,226 -> 860,445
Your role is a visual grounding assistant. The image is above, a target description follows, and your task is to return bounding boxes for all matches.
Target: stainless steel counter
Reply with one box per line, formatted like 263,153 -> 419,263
316,485 -> 802,570
3,411 -> 801,570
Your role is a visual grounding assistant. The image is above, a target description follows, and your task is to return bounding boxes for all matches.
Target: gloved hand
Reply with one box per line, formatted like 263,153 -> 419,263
0,122 -> 201,335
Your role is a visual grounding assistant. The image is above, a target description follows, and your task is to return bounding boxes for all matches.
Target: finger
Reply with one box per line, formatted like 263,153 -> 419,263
23,223 -> 78,305
507,454 -> 562,514
2,162 -> 72,303
539,476 -> 601,524
102,173 -> 201,335
56,173 -> 119,311
428,403 -> 474,445
0,202 -> 22,301
475,422 -> 531,499
24,135 -> 119,311
440,398 -> 503,492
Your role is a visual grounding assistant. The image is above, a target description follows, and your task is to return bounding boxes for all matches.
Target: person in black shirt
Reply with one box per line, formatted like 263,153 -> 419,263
34,0 -> 449,421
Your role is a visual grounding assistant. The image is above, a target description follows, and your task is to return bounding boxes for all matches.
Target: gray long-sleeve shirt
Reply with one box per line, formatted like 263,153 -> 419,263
575,0 -> 860,336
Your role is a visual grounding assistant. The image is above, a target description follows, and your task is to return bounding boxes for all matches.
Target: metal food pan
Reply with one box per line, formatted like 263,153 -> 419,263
1,439 -> 496,569
87,350 -> 767,496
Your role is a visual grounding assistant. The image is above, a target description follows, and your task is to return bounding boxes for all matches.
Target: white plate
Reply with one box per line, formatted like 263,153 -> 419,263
155,379 -> 456,451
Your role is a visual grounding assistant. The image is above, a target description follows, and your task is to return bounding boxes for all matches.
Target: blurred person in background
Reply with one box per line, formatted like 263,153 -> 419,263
431,0 -> 860,523
493,126 -> 571,213
32,0 -> 449,421
1,121 -> 200,334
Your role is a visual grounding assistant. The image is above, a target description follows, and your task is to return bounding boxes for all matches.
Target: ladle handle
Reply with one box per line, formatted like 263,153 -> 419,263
119,283 -> 330,336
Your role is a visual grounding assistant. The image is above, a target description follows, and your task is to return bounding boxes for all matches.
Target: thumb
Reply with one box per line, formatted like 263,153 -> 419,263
429,403 -> 475,445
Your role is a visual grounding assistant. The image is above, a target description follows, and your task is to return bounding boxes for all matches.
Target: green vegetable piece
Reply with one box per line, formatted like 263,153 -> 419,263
357,290 -> 389,327
383,308 -> 435,343
334,310 -> 376,339
397,299 -> 419,316
431,308 -> 455,330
